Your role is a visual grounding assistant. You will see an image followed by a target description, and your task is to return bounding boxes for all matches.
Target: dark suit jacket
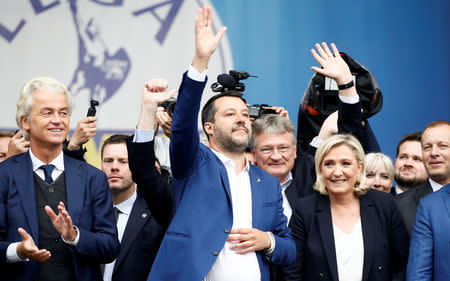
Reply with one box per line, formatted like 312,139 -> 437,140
0,151 -> 120,281
147,72 -> 295,281
284,189 -> 409,281
395,181 -> 433,235
407,184 -> 450,281
111,195 -> 164,281
108,139 -> 174,281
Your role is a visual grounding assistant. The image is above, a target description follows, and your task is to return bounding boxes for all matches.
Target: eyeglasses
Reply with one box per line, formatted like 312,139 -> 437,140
258,145 -> 293,155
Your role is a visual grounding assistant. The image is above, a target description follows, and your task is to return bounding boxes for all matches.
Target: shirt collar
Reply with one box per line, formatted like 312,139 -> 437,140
115,190 -> 137,216
280,172 -> 293,192
429,178 -> 444,192
29,148 -> 65,173
210,148 -> 250,175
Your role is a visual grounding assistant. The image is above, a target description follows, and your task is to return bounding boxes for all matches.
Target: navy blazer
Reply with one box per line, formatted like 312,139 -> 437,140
0,151 -> 120,281
407,184 -> 450,281
284,189 -> 409,281
147,73 -> 295,281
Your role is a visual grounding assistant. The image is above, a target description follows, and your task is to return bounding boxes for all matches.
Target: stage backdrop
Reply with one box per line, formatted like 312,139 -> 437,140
1,0 -> 449,167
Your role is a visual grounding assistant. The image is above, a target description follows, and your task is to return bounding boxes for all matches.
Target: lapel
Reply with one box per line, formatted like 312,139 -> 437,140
284,179 -> 298,208
13,153 -> 39,242
249,166 -> 263,230
412,181 -> 432,206
359,194 -> 375,281
114,195 -> 150,271
442,185 -> 450,220
63,155 -> 85,223
315,195 -> 339,281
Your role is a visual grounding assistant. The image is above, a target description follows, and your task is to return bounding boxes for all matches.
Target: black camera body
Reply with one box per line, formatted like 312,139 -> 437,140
247,104 -> 276,119
159,100 -> 176,117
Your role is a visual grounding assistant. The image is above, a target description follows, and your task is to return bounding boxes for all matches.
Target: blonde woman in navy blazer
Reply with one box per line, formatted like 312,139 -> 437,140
284,133 -> 409,281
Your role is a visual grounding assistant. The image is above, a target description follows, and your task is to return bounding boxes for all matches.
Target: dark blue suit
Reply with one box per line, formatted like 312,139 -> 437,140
284,189 -> 409,281
147,73 -> 295,281
407,184 -> 450,281
0,152 -> 120,281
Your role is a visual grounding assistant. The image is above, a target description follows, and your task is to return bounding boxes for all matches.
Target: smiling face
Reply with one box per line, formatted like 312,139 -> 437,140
253,131 -> 296,183
421,124 -> 450,185
101,142 -> 134,194
366,165 -> 393,193
205,96 -> 251,154
394,140 -> 428,189
321,144 -> 363,197
21,89 -> 69,151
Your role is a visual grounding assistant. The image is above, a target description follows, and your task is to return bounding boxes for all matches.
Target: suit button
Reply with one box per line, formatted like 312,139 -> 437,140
57,260 -> 62,267
224,228 -> 230,233
212,250 -> 219,256
48,188 -> 54,193
319,273 -> 324,279
274,258 -> 280,263
378,266 -> 383,271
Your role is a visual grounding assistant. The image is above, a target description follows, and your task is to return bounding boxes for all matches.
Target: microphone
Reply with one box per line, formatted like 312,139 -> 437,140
217,74 -> 237,90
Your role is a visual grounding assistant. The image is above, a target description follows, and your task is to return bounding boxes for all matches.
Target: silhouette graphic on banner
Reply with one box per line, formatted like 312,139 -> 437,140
68,0 -> 131,104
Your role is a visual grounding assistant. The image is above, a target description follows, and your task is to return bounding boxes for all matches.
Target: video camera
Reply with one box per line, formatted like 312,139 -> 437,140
159,99 -> 176,117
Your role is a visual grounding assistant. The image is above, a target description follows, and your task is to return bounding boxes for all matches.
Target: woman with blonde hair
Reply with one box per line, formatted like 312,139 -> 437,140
284,133 -> 409,281
365,153 -> 395,193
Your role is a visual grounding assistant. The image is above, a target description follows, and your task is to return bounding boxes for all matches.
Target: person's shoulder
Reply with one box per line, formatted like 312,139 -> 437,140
249,163 -> 279,185
421,184 -> 449,206
65,155 -> 104,176
292,193 -> 320,213
395,182 -> 430,202
363,188 -> 397,207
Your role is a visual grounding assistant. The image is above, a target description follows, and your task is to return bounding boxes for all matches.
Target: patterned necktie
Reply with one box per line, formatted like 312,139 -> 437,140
40,164 -> 55,184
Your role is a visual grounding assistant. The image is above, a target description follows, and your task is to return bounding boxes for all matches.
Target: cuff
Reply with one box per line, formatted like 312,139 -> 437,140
265,231 -> 276,255
6,242 -> 28,263
62,225 -> 80,246
133,130 -> 155,143
309,136 -> 324,148
188,65 -> 207,82
339,94 -> 359,104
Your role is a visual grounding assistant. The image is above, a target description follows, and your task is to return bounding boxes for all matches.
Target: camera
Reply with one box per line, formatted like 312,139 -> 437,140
247,104 -> 276,119
159,100 -> 176,117
211,70 -> 257,93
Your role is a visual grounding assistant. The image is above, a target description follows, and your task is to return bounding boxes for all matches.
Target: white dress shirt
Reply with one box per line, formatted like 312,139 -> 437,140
280,172 -> 293,224
204,149 -> 261,281
333,218 -> 364,281
6,149 -> 80,263
103,191 -> 137,281
429,178 -> 444,192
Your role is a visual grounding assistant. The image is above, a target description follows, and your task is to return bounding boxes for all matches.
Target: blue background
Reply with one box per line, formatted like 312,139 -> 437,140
211,0 -> 449,159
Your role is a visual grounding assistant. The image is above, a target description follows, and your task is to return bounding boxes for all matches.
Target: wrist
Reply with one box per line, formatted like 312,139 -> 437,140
335,73 -> 353,85
192,56 -> 209,73
16,242 -> 26,259
67,142 -> 80,151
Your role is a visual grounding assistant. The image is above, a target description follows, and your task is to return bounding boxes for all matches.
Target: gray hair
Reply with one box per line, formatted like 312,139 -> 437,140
16,77 -> 73,140
365,152 -> 394,180
250,114 -> 297,149
313,134 -> 369,196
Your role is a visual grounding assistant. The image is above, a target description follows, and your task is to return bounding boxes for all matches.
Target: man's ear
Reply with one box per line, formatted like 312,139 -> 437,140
21,116 -> 31,132
204,122 -> 213,137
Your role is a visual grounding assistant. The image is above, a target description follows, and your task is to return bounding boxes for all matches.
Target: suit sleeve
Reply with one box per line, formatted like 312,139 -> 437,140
169,72 -> 207,197
268,182 -> 296,267
74,170 -> 120,263
282,200 -> 305,281
406,200 -> 433,281
127,138 -> 174,228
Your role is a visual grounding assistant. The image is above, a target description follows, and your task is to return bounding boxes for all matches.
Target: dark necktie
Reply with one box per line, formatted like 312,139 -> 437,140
40,164 -> 55,184
113,207 -> 120,221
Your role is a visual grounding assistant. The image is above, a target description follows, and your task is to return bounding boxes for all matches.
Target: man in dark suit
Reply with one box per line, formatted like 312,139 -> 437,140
0,77 -> 119,281
407,184 -> 450,281
100,134 -> 170,281
395,120 -> 450,235
137,7 -> 295,281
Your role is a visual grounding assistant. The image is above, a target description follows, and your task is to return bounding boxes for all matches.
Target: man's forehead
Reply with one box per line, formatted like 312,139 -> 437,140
256,131 -> 291,144
102,143 -> 128,157
399,140 -> 422,154
422,125 -> 450,141
215,96 -> 247,110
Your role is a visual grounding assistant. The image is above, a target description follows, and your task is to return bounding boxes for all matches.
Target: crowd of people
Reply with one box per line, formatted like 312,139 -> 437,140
0,6 -> 449,281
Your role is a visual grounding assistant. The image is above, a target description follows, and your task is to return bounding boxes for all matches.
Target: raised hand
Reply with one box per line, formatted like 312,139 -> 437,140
138,79 -> 176,131
45,202 -> 77,242
156,107 -> 173,138
67,117 -> 97,150
317,110 -> 338,141
310,42 -> 353,85
192,6 -> 227,72
17,227 -> 51,262
6,130 -> 30,158
227,228 -> 271,254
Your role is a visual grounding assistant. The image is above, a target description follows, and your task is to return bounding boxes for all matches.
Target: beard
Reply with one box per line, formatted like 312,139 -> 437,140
394,173 -> 428,189
213,124 -> 249,154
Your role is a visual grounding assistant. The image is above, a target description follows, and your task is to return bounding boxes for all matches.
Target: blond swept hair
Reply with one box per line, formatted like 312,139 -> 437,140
313,134 -> 369,196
